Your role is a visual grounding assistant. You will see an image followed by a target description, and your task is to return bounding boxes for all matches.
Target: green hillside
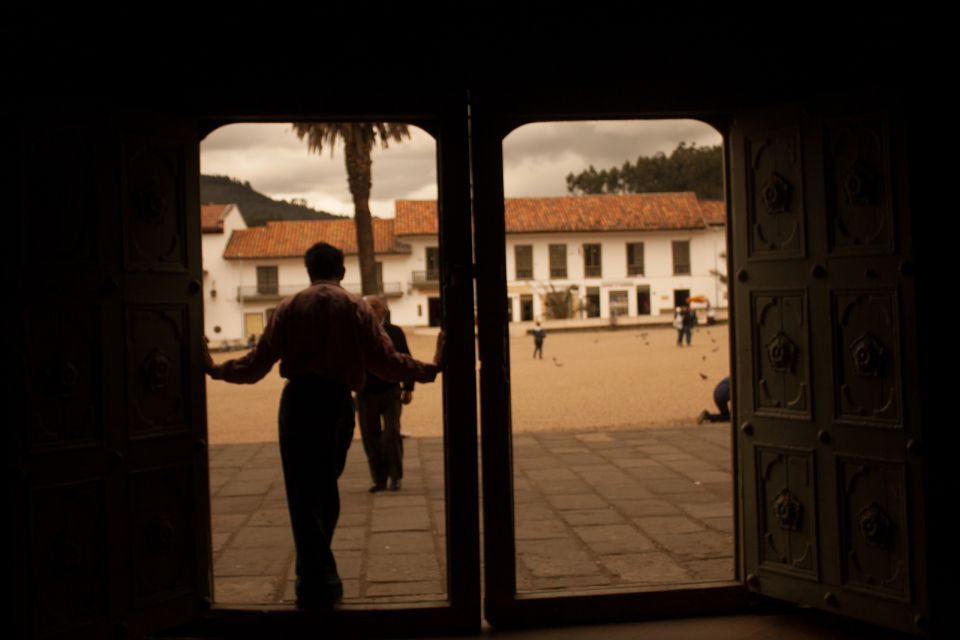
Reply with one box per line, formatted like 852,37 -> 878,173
200,174 -> 342,226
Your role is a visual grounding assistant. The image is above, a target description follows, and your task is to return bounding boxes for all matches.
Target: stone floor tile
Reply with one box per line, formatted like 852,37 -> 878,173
592,483 -> 655,501
624,466 -> 681,481
515,456 -> 564,470
645,478 -> 703,494
365,553 -> 440,583
229,526 -> 293,549
335,550 -> 362,579
526,468 -> 579,482
609,457 -> 660,468
634,515 -> 705,535
515,501 -> 557,521
215,546 -> 291,577
637,445 -> 684,456
211,495 -> 262,515
651,530 -> 733,560
683,470 -> 733,484
685,558 -> 735,581
559,508 -> 626,526
371,505 -> 430,532
678,502 -> 732,520
369,531 -> 435,554
600,552 -> 691,584
372,494 -> 427,508
546,493 -> 608,510
702,516 -> 734,532
662,459 -> 716,473
537,479 -> 593,495
519,548 -> 601,578
574,525 -> 656,554
331,526 -> 366,551
611,499 -> 682,517
338,512 -> 368,527
211,513 -> 248,533
524,574 -> 614,591
515,518 -> 570,540
232,467 -> 281,481
364,580 -> 445,597
668,490 -> 724,504
215,576 -> 280,603
212,532 -> 231,553
576,469 -> 633,485
554,453 -> 607,465
247,508 -> 290,527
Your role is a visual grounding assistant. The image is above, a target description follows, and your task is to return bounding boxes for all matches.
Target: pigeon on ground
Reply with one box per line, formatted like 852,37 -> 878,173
552,357 -> 564,367
699,372 -> 709,380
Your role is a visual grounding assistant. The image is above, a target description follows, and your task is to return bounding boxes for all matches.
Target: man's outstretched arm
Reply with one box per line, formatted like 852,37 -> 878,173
360,310 -> 442,385
203,332 -> 280,384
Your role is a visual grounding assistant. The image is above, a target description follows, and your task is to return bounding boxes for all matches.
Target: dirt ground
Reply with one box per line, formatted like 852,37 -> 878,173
206,324 -> 730,444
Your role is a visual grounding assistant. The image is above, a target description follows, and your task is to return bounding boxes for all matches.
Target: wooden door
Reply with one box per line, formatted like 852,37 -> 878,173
243,312 -> 264,339
729,104 -> 927,634
14,111 -> 211,638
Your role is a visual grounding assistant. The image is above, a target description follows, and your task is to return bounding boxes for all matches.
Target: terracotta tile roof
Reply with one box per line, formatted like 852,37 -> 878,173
699,200 -> 726,226
201,203 -> 231,233
223,218 -> 408,259
395,193 -> 722,235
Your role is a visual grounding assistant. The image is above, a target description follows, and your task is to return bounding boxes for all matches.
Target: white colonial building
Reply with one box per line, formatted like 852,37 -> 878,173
201,194 -> 727,346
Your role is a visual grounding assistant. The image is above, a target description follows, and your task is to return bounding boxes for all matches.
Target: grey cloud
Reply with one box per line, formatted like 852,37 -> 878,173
201,119 -> 722,211
503,120 -> 722,171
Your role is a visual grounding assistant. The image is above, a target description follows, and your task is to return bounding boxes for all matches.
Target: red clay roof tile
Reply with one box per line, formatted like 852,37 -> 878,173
224,218 -> 407,259
395,193 -> 723,235
201,203 -> 230,233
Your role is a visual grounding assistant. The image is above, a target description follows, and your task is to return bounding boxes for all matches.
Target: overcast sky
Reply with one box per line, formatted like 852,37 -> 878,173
200,120 -> 722,218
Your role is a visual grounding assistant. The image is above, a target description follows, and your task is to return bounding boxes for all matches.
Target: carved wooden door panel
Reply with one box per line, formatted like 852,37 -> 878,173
15,113 -> 210,639
730,105 -> 927,634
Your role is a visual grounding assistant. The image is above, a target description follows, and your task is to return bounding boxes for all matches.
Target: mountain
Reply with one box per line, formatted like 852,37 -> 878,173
200,174 -> 343,226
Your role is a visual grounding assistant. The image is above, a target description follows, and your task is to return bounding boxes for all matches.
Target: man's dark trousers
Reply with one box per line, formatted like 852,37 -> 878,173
356,387 -> 403,486
278,376 -> 354,604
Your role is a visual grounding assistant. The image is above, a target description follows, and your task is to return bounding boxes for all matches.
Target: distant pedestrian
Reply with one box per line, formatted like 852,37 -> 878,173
532,321 -> 546,359
674,307 -> 685,346
698,376 -> 731,423
682,306 -> 697,346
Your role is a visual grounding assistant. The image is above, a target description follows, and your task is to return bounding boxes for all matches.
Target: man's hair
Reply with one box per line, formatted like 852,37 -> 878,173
304,242 -> 345,281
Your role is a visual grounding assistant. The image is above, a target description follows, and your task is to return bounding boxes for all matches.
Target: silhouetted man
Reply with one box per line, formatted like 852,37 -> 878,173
203,242 -> 442,609
357,296 -> 413,492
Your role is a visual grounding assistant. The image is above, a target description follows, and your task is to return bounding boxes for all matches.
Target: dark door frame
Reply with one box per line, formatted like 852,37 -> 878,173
471,92 -> 758,628
179,91 -> 481,638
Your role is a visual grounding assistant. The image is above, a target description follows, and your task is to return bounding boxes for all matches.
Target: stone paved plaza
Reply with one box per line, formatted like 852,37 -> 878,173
210,423 -> 734,605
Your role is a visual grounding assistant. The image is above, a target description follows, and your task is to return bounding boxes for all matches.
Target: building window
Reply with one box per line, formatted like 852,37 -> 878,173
672,240 -> 691,275
256,265 -> 278,294
515,245 -> 533,279
549,244 -> 567,278
426,247 -> 440,280
583,244 -> 602,278
627,242 -> 644,275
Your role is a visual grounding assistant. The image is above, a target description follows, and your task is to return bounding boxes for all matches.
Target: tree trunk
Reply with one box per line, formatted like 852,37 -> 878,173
344,136 -> 379,295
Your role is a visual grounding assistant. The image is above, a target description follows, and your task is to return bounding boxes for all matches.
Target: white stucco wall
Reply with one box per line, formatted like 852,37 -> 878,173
503,229 -> 727,321
202,205 -> 248,344
201,224 -> 726,338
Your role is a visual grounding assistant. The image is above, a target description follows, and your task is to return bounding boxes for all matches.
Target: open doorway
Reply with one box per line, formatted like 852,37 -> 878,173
498,119 -> 733,595
200,123 -> 450,606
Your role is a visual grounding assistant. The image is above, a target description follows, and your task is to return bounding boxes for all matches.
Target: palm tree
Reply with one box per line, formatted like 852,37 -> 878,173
291,123 -> 410,295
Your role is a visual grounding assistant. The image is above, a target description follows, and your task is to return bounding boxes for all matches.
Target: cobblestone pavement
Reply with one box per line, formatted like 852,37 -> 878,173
210,424 -> 733,605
